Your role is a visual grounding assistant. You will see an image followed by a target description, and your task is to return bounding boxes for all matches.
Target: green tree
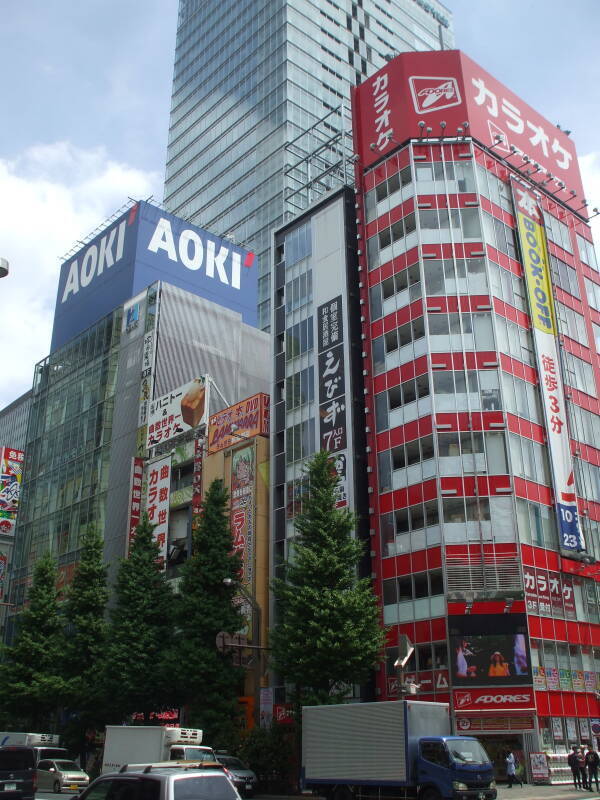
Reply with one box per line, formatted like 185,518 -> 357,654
104,513 -> 176,723
0,552 -> 67,729
270,450 -> 384,708
174,478 -> 244,746
61,524 -> 109,756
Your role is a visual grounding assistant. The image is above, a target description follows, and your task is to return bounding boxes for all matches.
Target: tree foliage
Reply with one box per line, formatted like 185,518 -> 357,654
0,552 -> 67,729
270,450 -> 384,708
103,514 -> 176,722
174,478 -> 244,746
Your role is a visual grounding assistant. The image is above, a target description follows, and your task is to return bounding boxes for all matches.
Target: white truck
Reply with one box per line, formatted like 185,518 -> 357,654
0,732 -> 68,764
101,726 -> 215,773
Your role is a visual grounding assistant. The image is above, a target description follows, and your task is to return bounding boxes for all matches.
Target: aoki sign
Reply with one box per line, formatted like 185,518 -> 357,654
51,200 -> 258,352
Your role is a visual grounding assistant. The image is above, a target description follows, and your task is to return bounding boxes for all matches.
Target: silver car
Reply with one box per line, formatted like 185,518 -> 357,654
36,759 -> 89,793
215,756 -> 257,797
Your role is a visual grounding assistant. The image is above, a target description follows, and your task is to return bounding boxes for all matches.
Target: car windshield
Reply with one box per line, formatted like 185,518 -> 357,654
0,752 -> 34,770
217,758 -> 245,770
53,761 -> 81,771
173,775 -> 238,800
448,740 -> 490,765
184,750 -> 215,762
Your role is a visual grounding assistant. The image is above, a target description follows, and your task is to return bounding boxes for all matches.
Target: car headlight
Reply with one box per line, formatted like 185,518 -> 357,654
490,781 -> 496,789
452,782 -> 469,791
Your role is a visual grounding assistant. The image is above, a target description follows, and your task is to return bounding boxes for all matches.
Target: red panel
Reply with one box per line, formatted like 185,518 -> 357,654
411,549 -> 427,573
427,547 -> 442,569
535,692 -> 550,715
431,617 -> 447,639
562,693 -> 576,716
407,483 -> 424,505
414,620 -> 431,642
540,617 -> 556,639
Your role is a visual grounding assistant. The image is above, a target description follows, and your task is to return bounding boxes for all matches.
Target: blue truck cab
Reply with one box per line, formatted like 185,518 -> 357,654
416,736 -> 496,800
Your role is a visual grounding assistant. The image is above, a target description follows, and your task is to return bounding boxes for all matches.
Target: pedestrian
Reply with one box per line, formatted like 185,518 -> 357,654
578,747 -> 589,790
505,750 -> 522,788
570,746 -> 583,789
585,745 -> 600,792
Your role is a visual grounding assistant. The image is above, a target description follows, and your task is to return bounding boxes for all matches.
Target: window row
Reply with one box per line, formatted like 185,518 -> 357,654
551,253 -> 580,299
285,317 -> 314,361
533,640 -> 600,676
475,163 -> 513,213
374,374 -> 430,432
578,234 -> 598,271
372,317 -> 425,374
284,220 -> 311,267
585,277 -> 600,312
422,257 -> 488,297
563,351 -> 595,396
502,371 -> 543,425
495,314 -> 535,366
489,260 -> 527,312
432,368 -> 501,412
568,402 -> 600,449
556,301 -> 588,347
369,263 -> 421,321
383,569 -> 444,605
428,311 -> 495,352
285,418 -> 315,464
418,207 -> 482,243
285,270 -> 312,313
482,211 -> 517,260
509,433 -> 551,486
367,212 -> 417,268
515,497 -> 558,549
286,366 -> 314,410
543,210 -> 572,254
574,458 -> 600,503
384,642 -> 448,675
415,159 -> 476,194
365,163 -> 413,223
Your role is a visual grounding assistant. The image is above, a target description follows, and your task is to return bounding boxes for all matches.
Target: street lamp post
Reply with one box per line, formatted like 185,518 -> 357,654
223,577 -> 262,727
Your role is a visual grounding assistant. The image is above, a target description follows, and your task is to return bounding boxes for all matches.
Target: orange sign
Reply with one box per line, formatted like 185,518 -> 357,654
208,393 -> 269,454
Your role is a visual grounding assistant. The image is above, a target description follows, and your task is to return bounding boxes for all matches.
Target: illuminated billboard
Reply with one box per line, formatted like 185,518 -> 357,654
146,376 -> 210,449
208,393 -> 270,454
0,448 -> 24,536
351,50 -> 583,210
51,201 -> 257,351
449,614 -> 532,687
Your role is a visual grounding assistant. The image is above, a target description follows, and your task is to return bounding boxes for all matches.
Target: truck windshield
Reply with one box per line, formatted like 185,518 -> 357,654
447,741 -> 490,765
183,749 -> 215,762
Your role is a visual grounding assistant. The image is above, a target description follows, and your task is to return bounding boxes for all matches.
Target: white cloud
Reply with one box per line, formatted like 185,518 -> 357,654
580,151 -> 600,248
0,141 -> 160,409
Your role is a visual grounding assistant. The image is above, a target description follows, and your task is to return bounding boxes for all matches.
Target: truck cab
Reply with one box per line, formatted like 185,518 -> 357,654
417,737 -> 496,800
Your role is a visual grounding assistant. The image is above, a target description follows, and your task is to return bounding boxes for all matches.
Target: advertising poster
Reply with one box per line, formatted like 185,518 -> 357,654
126,457 -> 144,552
532,666 -> 547,690
591,719 -> 600,739
191,437 -> 204,529
230,445 -> 255,592
0,551 -> 7,599
585,672 -> 597,692
523,567 -> 538,615
331,452 -> 348,508
530,753 -> 550,782
566,718 -> 578,742
145,454 -> 172,568
546,667 -> 560,691
147,376 -> 210,449
138,329 -> 157,428
449,614 -> 532,686
572,670 -> 585,692
259,688 -> 273,729
317,296 -> 348,455
208,393 -> 270,454
559,669 -> 573,691
512,181 -> 583,552
552,717 -> 564,739
580,718 -> 591,742
0,448 -> 24,536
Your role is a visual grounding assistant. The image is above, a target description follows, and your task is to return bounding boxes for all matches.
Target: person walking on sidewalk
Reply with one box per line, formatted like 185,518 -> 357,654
578,746 -> 590,790
570,746 -> 584,789
505,751 -> 522,788
585,745 -> 600,792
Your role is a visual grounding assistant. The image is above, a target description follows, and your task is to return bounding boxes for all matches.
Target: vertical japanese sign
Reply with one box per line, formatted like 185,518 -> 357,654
0,550 -> 7,599
126,457 -> 144,552
139,328 -> 157,428
512,181 -> 583,552
0,448 -> 24,536
317,296 -> 347,455
230,445 -> 255,591
191,437 -> 204,532
145,454 -> 171,568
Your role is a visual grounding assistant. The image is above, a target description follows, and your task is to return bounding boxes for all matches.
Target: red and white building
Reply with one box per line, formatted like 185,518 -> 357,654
352,50 -> 600,770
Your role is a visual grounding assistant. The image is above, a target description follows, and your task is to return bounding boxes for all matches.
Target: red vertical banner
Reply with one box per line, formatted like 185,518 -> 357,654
127,457 -> 145,553
146,455 -> 172,569
536,569 -> 551,616
192,437 -> 204,529
523,566 -> 538,615
549,572 -> 564,616
562,575 -> 577,620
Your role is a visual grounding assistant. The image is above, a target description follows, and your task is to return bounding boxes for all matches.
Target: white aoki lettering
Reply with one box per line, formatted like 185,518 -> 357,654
148,217 -> 177,261
178,230 -> 203,270
61,220 -> 127,303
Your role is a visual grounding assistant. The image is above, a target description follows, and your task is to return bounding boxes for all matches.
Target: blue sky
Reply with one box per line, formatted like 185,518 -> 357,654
0,0 -> 599,408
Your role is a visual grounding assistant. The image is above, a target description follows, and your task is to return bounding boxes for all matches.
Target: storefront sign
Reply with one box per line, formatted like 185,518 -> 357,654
230,445 -> 256,592
145,454 -> 171,567
191,437 -> 204,525
273,704 -> 294,725
513,182 -> 583,552
524,567 -> 538,615
147,376 -> 210,449
457,716 -> 534,732
453,688 -> 534,711
259,688 -> 273,728
207,393 -> 270,454
317,296 -> 348,455
126,457 -> 144,551
0,447 -> 24,536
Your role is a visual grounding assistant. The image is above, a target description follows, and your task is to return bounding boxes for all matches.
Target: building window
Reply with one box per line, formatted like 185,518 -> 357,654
542,211 -> 572,254
372,316 -> 425,374
369,262 -> 421,321
374,374 -> 430,432
285,317 -> 314,361
285,419 -> 315,464
286,367 -> 314,410
423,257 -> 488,296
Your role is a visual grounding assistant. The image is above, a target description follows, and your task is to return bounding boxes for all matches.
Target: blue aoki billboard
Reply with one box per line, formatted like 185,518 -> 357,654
51,201 -> 257,351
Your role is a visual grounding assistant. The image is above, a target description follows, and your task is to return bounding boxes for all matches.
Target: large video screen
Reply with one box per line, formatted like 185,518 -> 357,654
448,614 -> 532,687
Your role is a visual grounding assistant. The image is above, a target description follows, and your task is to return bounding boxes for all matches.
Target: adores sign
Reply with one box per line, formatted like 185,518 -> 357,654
454,688 -> 534,711
512,181 -> 584,553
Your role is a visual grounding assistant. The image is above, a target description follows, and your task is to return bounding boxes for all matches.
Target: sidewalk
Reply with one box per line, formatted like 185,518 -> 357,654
255,786 -> 600,800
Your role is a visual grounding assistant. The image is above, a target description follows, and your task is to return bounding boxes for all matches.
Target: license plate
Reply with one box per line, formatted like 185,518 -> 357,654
479,793 -> 486,800
246,785 -> 252,790
3,784 -> 16,791
69,785 -> 79,790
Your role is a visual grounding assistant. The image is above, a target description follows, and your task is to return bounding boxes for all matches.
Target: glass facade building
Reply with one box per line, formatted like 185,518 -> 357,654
164,0 -> 454,330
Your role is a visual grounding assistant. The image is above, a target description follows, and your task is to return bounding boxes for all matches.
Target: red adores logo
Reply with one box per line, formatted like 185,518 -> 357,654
454,689 -> 533,711
409,75 -> 462,114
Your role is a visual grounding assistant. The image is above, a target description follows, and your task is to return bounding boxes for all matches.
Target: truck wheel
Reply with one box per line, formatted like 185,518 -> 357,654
421,790 -> 441,800
333,786 -> 353,800
53,781 -> 61,794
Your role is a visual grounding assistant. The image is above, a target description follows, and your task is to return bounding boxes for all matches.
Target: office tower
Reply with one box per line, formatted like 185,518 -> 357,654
164,0 -> 455,330
8,201 -> 269,634
351,49 -> 600,767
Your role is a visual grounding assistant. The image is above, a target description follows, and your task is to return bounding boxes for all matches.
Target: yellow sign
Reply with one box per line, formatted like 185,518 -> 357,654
516,203 -> 556,335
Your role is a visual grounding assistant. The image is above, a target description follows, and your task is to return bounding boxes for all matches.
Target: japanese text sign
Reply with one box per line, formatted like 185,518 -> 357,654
126,457 -> 145,552
317,295 -> 348,456
145,454 -> 171,568
208,393 -> 270,454
230,445 -> 255,594
147,375 -> 209,449
351,50 -> 584,210
0,448 -> 24,537
512,181 -> 583,553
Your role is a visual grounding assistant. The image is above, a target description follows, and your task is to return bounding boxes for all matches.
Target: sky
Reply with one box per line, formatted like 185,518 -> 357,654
0,0 -> 599,410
